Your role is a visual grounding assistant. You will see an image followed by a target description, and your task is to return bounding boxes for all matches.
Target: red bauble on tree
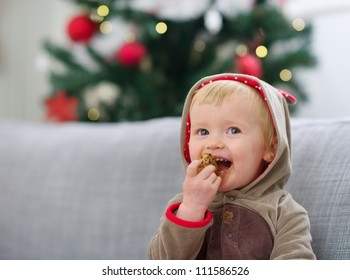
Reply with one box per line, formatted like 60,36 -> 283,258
45,91 -> 79,122
66,14 -> 97,43
235,53 -> 263,78
116,42 -> 146,67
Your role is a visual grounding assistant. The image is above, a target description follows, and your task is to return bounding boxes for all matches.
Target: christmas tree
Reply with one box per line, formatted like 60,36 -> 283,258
43,0 -> 316,122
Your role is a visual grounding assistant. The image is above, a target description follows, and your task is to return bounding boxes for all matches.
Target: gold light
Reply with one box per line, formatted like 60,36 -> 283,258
235,44 -> 248,56
292,18 -> 305,31
88,108 -> 100,121
100,21 -> 113,34
90,14 -> 104,23
97,5 -> 109,17
280,69 -> 292,81
256,45 -> 268,58
194,40 -> 206,52
155,22 -> 167,34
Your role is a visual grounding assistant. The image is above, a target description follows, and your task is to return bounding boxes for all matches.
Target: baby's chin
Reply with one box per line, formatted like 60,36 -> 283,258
216,171 -> 255,192
217,184 -> 243,192
216,176 -> 238,192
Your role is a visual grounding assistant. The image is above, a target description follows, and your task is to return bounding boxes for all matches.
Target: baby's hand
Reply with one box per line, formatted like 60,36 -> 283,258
176,160 -> 221,222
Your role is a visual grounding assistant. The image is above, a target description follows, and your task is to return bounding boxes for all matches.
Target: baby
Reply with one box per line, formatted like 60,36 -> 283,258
148,73 -> 315,259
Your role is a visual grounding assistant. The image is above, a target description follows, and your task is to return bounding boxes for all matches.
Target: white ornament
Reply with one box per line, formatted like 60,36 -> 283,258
204,7 -> 223,34
130,0 -> 210,21
217,0 -> 253,17
97,82 -> 121,105
85,81 -> 120,108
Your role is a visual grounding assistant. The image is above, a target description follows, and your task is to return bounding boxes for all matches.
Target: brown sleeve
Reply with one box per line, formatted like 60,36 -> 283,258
270,193 -> 316,260
147,194 -> 213,260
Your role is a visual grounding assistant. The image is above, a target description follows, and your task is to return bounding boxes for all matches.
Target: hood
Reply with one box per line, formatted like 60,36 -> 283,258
180,73 -> 296,197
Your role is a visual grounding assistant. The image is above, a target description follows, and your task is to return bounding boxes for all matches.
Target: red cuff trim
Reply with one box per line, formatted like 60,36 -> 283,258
165,202 -> 212,228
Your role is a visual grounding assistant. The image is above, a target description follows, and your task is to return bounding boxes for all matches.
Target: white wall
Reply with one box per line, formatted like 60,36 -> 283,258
0,0 -> 349,121
285,0 -> 350,118
0,0 -> 75,120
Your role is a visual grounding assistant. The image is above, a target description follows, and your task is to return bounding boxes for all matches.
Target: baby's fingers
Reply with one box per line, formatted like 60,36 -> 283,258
186,160 -> 201,177
212,175 -> 222,191
197,164 -> 217,179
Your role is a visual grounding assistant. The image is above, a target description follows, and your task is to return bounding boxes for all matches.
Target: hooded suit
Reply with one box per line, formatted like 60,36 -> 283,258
148,73 -> 315,260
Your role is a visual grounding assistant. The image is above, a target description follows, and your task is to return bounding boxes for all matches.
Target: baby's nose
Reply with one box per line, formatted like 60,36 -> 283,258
205,136 -> 224,149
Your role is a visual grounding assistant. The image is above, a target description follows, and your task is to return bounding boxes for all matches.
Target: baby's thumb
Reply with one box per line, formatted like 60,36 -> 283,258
186,160 -> 201,177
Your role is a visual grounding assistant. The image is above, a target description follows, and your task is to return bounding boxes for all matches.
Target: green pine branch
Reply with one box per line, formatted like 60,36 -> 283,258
44,41 -> 87,71
44,0 -> 316,121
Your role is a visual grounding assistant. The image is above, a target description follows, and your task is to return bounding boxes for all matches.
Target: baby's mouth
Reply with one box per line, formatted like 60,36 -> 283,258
215,158 -> 232,177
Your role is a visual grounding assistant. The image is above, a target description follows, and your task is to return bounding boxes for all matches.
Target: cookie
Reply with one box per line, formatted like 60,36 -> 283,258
197,153 -> 218,175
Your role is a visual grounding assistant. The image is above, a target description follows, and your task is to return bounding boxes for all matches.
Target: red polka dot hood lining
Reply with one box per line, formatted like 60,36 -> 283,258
180,73 -> 296,194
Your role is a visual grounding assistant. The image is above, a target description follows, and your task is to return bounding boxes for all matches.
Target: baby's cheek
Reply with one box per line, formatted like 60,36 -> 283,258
189,146 -> 201,162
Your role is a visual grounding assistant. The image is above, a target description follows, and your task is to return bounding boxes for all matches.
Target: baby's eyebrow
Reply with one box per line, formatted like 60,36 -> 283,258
191,126 -> 207,131
190,120 -> 208,127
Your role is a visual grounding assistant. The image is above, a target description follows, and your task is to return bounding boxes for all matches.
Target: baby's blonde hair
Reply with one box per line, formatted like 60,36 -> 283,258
191,80 -> 277,157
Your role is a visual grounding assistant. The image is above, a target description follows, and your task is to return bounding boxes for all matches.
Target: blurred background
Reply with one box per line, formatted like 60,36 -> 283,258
0,0 -> 349,122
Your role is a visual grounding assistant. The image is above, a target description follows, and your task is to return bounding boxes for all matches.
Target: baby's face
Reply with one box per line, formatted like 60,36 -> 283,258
189,96 -> 272,191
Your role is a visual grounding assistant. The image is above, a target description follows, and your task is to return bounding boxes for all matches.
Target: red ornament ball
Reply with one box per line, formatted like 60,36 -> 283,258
67,14 -> 97,43
116,42 -> 146,66
235,53 -> 263,78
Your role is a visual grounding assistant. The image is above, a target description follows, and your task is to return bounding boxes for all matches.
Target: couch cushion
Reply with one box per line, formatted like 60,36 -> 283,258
286,118 -> 350,260
0,118 -> 183,259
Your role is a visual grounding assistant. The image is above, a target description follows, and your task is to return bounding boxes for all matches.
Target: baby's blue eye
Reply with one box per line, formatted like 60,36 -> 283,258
198,129 -> 209,136
227,127 -> 241,134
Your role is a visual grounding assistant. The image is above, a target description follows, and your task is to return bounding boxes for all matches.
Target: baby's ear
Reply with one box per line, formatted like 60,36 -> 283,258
263,150 -> 275,163
263,136 -> 278,163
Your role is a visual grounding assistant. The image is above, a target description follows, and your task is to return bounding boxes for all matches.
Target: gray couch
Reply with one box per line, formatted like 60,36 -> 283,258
0,117 -> 349,260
